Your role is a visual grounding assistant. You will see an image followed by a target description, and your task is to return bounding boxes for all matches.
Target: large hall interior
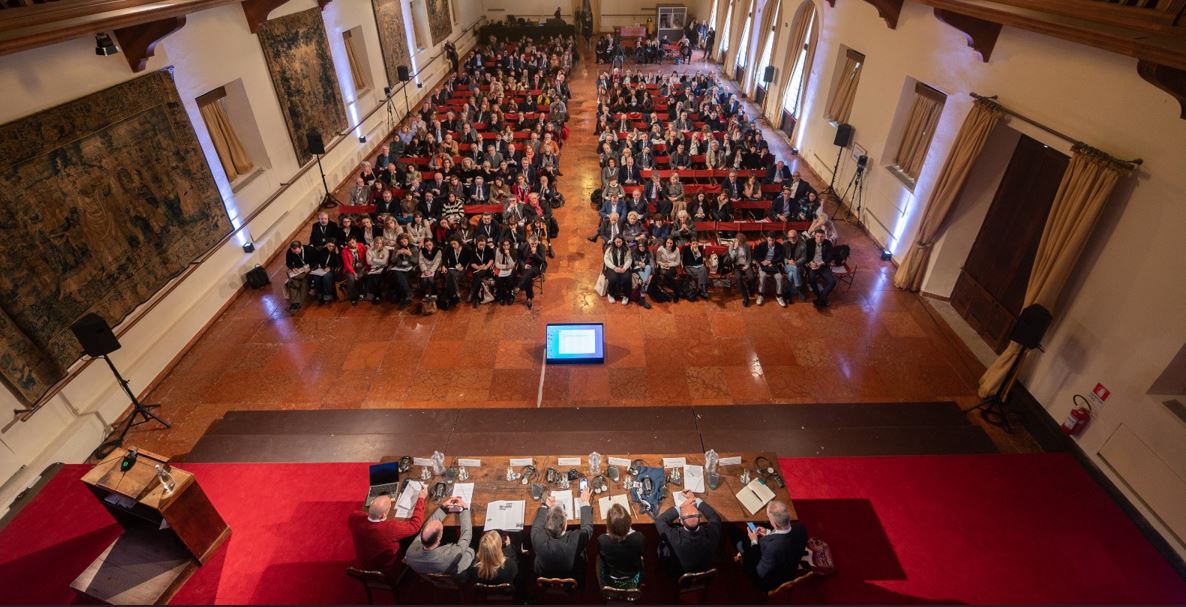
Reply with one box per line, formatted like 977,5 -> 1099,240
0,0 -> 1184,604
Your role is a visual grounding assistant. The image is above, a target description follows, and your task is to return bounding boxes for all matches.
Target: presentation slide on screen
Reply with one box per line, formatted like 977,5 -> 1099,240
545,323 -> 605,363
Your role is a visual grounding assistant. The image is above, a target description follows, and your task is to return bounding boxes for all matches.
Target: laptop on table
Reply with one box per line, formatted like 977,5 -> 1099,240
364,462 -> 400,508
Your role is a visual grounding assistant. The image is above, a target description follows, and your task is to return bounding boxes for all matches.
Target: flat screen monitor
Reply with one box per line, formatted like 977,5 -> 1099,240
545,323 -> 605,364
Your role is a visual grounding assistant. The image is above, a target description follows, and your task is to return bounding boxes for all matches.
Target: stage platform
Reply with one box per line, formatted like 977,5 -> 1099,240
181,401 -> 998,462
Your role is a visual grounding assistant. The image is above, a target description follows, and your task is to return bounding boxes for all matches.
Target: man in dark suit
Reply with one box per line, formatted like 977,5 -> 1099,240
656,490 -> 722,577
769,185 -> 797,222
766,160 -> 792,184
737,500 -> 809,592
619,156 -> 643,185
754,233 -> 787,307
531,486 -> 593,581
308,212 -> 341,249
803,228 -> 836,308
786,171 -> 814,203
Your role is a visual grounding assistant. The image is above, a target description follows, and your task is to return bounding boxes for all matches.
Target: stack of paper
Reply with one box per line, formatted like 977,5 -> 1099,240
684,465 -> 705,493
735,479 -> 776,515
394,480 -> 423,518
597,494 -> 630,520
451,482 -> 474,505
672,491 -> 702,509
551,489 -> 575,521
485,500 -> 526,531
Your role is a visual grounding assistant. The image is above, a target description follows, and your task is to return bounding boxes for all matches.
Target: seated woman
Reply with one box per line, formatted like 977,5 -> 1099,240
682,240 -> 710,300
666,173 -> 687,216
689,192 -> 711,222
673,210 -> 697,246
494,239 -> 518,305
603,235 -> 633,305
404,213 -> 432,245
597,503 -> 645,589
311,240 -> 342,304
655,237 -> 682,303
364,236 -> 389,304
622,211 -> 647,246
387,234 -> 418,307
743,175 -> 763,201
632,238 -> 655,309
418,238 -> 442,304
471,530 -> 519,586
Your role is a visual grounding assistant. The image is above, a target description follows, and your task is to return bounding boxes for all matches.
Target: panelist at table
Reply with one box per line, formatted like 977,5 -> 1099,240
405,496 -> 475,579
531,486 -> 593,582
347,488 -> 427,577
655,489 -> 722,578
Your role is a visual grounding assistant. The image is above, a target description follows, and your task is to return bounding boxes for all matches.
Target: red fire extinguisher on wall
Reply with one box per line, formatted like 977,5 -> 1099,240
1061,394 -> 1093,436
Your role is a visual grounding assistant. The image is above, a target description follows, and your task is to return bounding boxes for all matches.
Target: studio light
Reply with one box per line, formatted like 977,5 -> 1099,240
881,249 -> 893,261
95,33 -> 119,56
242,242 -> 255,253
358,135 -> 367,143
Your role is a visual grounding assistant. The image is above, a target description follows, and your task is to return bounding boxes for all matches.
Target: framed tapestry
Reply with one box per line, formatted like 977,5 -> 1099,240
256,8 -> 348,165
372,0 -> 412,89
0,70 -> 232,406
426,0 -> 452,46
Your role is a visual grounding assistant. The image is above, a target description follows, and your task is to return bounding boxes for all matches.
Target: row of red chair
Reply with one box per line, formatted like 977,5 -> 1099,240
336,203 -> 504,217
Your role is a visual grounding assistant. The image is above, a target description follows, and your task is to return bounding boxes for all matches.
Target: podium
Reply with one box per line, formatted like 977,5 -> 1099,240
71,448 -> 229,604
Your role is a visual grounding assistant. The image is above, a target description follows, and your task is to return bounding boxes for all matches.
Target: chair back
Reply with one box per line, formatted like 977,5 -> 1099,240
766,570 -> 815,600
473,581 -> 515,603
536,576 -> 579,601
418,570 -> 462,591
345,566 -> 395,604
676,567 -> 717,601
601,585 -> 643,603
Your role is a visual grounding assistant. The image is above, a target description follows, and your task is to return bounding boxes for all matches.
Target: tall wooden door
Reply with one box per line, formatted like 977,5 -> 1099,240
950,135 -> 1069,353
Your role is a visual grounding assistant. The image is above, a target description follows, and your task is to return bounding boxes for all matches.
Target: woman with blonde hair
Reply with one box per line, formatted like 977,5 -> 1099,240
471,530 -> 518,584
597,503 -> 644,588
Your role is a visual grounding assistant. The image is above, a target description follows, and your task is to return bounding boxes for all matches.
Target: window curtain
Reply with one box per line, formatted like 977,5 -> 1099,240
344,31 -> 367,92
824,51 -> 862,123
894,87 -> 945,179
712,0 -> 731,61
893,97 -> 1002,291
198,98 -> 254,181
766,1 -> 811,124
978,145 -> 1131,398
723,0 -> 753,78
744,0 -> 779,97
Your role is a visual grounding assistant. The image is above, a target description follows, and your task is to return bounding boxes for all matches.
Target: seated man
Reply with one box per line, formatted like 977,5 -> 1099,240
736,501 -> 809,592
753,234 -> 787,307
531,486 -> 593,581
404,496 -> 475,579
655,489 -> 722,577
781,229 -> 808,302
729,238 -> 755,307
347,486 -> 427,578
803,228 -> 836,309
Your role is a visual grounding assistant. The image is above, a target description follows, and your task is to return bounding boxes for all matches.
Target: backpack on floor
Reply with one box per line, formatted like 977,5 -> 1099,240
547,217 -> 560,239
590,188 -> 603,209
647,280 -> 671,303
680,279 -> 700,302
830,244 -> 851,266
245,265 -> 270,289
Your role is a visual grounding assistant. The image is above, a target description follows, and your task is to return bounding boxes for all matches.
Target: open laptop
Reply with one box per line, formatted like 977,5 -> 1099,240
364,462 -> 400,509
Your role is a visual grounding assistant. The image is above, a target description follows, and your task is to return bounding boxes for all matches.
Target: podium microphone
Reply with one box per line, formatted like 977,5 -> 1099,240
120,447 -> 139,472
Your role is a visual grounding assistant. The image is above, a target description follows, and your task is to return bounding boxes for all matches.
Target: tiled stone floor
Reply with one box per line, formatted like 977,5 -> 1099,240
123,51 -> 1039,458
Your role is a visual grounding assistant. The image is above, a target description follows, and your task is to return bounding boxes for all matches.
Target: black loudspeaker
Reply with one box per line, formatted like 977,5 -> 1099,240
763,66 -> 775,83
397,65 -> 410,82
834,123 -> 854,148
1010,304 -> 1052,349
71,313 -> 121,357
306,131 -> 326,155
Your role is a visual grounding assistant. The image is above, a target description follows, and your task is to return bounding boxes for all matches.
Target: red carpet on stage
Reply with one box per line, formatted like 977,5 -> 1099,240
0,454 -> 1182,604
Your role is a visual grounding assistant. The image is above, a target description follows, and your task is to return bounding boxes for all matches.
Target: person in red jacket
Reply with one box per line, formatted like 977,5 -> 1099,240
340,237 -> 368,304
347,485 -> 428,577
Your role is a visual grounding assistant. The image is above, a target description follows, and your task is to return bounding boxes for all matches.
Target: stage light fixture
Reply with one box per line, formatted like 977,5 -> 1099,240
358,135 -> 367,143
95,33 -> 119,56
242,242 -> 255,253
881,249 -> 893,261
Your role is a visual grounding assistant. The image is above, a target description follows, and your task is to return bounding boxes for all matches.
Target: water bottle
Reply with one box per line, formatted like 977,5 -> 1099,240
431,451 -> 446,476
705,449 -> 721,489
155,464 -> 176,496
588,451 -> 602,475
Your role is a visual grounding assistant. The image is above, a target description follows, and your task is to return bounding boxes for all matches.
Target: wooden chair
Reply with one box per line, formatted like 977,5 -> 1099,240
536,576 -> 580,603
473,581 -> 516,603
345,566 -> 398,604
413,570 -> 467,603
766,570 -> 815,603
675,567 -> 718,603
601,585 -> 643,603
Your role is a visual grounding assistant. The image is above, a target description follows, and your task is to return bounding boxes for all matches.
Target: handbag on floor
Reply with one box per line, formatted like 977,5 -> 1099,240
480,279 -> 496,304
420,297 -> 437,316
806,537 -> 836,576
594,273 -> 608,297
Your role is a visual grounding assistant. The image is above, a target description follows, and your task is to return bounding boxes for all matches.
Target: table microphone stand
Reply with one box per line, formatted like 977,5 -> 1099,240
93,354 -> 170,459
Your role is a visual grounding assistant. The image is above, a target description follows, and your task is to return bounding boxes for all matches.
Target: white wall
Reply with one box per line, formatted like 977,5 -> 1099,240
788,0 -> 1186,557
0,0 -> 480,513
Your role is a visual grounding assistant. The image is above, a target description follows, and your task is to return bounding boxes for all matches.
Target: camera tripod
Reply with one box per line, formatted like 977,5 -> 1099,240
830,160 -> 866,225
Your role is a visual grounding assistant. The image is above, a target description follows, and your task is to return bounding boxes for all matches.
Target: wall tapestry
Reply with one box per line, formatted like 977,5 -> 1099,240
426,0 -> 452,46
372,0 -> 412,88
0,70 -> 232,405
256,8 -> 348,165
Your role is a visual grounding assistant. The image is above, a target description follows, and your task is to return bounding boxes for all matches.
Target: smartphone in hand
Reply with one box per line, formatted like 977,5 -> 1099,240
579,478 -> 589,493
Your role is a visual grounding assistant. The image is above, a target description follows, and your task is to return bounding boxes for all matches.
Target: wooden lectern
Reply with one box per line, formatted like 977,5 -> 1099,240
71,448 -> 229,604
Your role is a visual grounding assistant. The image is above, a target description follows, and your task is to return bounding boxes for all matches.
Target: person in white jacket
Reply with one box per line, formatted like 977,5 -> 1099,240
603,235 -> 634,305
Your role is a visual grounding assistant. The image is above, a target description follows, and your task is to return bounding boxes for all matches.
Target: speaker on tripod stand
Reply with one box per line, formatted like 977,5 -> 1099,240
70,314 -> 170,458
307,131 -> 341,209
966,304 -> 1053,431
759,66 -> 775,120
824,123 -> 853,200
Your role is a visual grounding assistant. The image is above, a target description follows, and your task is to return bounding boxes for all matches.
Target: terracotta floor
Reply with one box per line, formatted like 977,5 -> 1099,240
124,53 -> 1037,459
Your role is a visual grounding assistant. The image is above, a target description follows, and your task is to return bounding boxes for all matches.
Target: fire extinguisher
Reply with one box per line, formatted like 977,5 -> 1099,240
1061,394 -> 1093,436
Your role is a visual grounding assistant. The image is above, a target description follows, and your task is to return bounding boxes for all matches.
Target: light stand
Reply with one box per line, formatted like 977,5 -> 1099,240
964,345 -> 1035,432
315,152 -> 341,209
831,159 -> 866,224
93,354 -> 170,459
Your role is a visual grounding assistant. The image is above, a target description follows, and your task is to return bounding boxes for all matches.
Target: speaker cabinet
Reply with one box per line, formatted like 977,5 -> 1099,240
763,66 -> 775,83
834,123 -> 854,148
70,313 -> 121,357
397,65 -> 410,82
306,131 -> 326,155
1010,304 -> 1052,349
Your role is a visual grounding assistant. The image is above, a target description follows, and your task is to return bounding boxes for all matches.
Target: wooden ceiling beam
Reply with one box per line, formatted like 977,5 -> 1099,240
0,0 -> 231,56
1138,60 -> 1186,119
933,7 -> 1002,62
113,14 -> 185,72
861,0 -> 905,28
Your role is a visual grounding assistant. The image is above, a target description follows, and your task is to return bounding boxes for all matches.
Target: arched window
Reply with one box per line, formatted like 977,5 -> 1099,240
735,9 -> 753,69
781,4 -> 817,120
756,0 -> 782,94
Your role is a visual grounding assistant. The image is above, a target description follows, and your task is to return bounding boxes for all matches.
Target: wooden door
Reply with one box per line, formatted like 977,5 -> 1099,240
950,135 -> 1068,353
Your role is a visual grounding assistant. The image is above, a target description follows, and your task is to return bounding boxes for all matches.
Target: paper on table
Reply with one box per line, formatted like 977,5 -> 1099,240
557,457 -> 582,466
413,457 -> 434,467
509,458 -> 533,467
394,480 -> 424,518
672,490 -> 702,509
607,457 -> 632,467
719,456 -> 742,466
684,465 -> 705,493
735,479 -> 777,515
551,490 -> 575,521
662,457 -> 687,468
457,458 -> 482,467
452,482 -> 475,505
597,494 -> 630,520
484,500 -> 526,531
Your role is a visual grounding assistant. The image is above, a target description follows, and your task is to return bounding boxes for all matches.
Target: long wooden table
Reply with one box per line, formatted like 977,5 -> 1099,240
381,451 -> 793,527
